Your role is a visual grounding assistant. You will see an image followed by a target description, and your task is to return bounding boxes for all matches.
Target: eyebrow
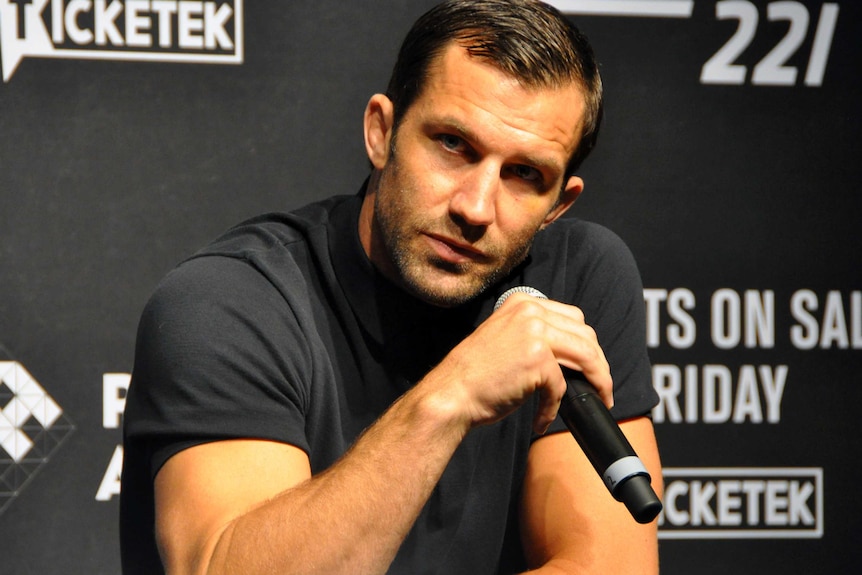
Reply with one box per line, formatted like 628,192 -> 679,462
430,116 -> 566,178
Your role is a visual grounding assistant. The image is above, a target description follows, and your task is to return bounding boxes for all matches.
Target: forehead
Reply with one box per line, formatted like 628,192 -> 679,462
408,43 -> 586,161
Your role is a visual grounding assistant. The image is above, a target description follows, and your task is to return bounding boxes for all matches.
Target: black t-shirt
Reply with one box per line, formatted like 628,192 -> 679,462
120,191 -> 657,574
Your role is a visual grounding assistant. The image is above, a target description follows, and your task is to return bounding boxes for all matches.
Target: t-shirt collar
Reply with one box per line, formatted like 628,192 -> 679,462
327,184 -> 499,353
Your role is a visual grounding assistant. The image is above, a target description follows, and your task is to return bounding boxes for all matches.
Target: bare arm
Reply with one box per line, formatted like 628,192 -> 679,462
519,416 -> 663,574
154,293 -> 613,575
156,385 -> 469,575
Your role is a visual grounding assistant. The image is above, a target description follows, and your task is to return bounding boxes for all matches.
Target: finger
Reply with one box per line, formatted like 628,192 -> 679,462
532,367 -> 567,435
556,329 -> 614,409
529,309 -> 615,409
493,294 -> 615,408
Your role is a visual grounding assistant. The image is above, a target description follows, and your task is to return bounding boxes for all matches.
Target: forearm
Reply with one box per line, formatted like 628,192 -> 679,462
518,419 -> 662,575
162,382 -> 470,575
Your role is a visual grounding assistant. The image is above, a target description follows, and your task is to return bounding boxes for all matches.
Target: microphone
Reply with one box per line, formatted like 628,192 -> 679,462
495,286 -> 662,524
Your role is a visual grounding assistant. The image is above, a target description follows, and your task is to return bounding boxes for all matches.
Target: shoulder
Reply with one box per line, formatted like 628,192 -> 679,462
536,217 -> 636,265
527,217 -> 642,302
135,204 -> 344,366
195,194 -> 353,261
147,194 -> 357,320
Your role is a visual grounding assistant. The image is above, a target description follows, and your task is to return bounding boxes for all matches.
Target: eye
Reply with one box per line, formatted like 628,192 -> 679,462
437,133 -> 466,152
510,164 -> 543,184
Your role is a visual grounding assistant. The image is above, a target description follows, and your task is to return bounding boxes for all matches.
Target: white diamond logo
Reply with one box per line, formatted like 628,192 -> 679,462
0,361 -> 75,515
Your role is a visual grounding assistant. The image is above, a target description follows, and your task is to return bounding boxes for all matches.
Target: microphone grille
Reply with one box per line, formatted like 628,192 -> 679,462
494,286 -> 548,311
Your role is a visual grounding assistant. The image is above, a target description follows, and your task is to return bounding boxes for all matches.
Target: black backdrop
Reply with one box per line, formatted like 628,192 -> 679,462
1,1 -> 860,573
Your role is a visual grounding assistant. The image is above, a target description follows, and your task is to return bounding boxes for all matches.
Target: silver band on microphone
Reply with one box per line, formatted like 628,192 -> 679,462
493,286 -> 548,311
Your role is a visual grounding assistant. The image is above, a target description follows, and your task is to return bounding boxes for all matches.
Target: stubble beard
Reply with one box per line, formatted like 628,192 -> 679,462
372,167 -> 537,308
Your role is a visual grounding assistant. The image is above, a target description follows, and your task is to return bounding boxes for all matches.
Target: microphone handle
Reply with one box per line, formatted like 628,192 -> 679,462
559,375 -> 663,524
493,286 -> 661,523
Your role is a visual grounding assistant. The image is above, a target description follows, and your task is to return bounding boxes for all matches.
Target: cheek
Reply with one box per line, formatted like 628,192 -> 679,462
398,168 -> 452,214
496,194 -> 555,236
402,145 -> 473,209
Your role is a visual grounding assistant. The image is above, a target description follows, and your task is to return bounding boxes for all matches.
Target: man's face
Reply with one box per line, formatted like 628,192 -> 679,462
360,44 -> 586,307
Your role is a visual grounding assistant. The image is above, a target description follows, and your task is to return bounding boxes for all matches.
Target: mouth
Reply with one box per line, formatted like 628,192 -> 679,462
424,233 -> 489,264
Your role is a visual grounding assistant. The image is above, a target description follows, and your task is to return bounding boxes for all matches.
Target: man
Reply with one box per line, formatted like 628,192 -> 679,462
120,1 -> 662,573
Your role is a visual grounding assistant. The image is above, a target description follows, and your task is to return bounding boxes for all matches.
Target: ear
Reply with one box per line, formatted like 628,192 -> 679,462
364,94 -> 395,170
542,175 -> 584,228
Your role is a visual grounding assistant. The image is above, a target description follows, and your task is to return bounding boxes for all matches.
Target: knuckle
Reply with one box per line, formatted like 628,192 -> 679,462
523,314 -> 547,337
523,337 -> 549,365
512,296 -> 545,317
571,306 -> 586,322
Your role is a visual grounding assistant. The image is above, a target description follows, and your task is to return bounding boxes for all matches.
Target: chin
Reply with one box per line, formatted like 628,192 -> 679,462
403,271 -> 495,308
394,252 -> 515,308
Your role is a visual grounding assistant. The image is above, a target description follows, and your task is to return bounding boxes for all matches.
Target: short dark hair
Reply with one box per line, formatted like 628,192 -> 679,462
386,0 -> 603,175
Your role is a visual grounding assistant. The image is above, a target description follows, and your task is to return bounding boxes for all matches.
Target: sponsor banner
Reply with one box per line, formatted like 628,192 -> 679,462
0,0 -> 244,81
659,467 -> 824,539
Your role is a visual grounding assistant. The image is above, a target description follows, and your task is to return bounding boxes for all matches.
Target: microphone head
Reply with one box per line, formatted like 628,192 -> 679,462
494,286 -> 548,311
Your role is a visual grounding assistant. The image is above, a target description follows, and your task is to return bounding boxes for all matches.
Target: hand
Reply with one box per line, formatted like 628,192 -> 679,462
422,292 -> 613,435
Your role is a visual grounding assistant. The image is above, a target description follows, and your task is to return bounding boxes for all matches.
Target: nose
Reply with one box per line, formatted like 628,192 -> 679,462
448,161 -> 498,228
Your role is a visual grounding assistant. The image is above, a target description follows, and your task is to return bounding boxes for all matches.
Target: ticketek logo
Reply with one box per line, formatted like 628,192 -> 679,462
659,467 -> 824,539
0,0 -> 244,82
0,361 -> 75,515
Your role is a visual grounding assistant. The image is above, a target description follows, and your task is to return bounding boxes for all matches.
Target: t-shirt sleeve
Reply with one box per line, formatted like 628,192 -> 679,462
584,228 -> 657,421
123,254 -> 312,478
541,222 -> 657,437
